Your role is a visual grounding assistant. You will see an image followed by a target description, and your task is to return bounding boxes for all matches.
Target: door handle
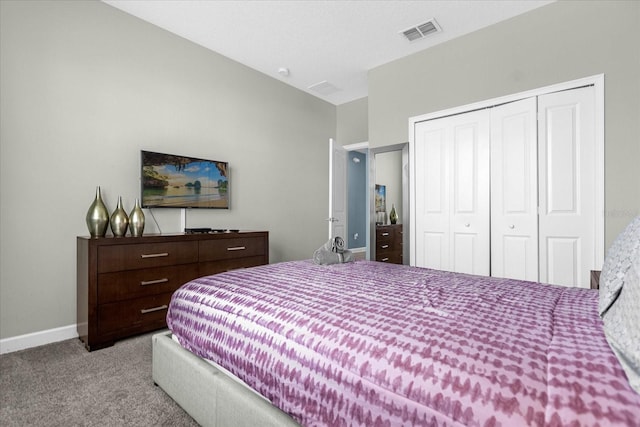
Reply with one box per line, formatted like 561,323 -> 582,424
140,278 -> 169,286
140,305 -> 168,314
140,252 -> 169,258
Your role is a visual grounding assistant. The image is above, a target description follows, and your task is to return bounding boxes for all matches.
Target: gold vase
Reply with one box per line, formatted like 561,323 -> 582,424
129,198 -> 145,237
85,186 -> 109,238
389,204 -> 398,224
110,196 -> 129,237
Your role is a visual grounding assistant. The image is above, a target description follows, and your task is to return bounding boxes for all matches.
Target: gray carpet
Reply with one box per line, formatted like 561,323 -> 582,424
0,331 -> 199,426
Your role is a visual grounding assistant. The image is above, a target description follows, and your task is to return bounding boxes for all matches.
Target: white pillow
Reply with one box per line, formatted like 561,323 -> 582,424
603,254 -> 640,394
599,216 -> 640,316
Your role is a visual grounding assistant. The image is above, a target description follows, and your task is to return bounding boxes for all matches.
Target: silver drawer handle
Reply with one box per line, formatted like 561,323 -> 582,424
140,278 -> 169,286
381,257 -> 389,262
381,244 -> 389,249
227,246 -> 246,251
140,252 -> 169,259
140,305 -> 168,314
382,232 -> 390,236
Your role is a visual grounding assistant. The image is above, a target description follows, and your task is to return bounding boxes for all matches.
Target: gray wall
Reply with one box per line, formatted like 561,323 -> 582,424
0,1 -> 335,339
368,0 -> 640,247
336,97 -> 368,145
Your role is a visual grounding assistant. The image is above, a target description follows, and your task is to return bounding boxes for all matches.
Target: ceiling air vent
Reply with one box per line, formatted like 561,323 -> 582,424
401,18 -> 441,42
308,80 -> 341,96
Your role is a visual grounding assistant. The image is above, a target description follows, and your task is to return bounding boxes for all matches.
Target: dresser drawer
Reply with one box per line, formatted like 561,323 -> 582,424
376,241 -> 395,254
199,237 -> 265,261
199,255 -> 266,277
98,263 -> 199,303
98,292 -> 173,335
98,241 -> 198,273
376,253 -> 402,264
376,229 -> 394,243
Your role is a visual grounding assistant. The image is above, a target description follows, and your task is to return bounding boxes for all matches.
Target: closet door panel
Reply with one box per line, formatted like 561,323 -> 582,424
424,129 -> 446,213
501,236 -> 534,279
538,87 -> 596,287
423,232 -> 445,270
414,111 -> 490,274
415,124 -> 450,270
545,105 -> 578,213
451,119 -> 490,275
490,98 -> 538,281
546,237 -> 579,286
453,232 -> 480,274
454,126 -> 476,213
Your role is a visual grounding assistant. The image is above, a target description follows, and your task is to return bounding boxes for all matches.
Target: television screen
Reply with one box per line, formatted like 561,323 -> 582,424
141,150 -> 229,209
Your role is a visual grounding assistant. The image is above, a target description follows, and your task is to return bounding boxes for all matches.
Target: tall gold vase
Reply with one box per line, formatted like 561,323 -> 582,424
85,186 -> 109,238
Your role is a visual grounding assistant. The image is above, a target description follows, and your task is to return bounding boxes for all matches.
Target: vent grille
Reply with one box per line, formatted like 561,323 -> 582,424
308,80 -> 341,96
401,18 -> 441,42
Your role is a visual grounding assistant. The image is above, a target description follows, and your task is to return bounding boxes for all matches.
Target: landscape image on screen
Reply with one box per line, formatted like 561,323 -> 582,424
141,151 -> 229,209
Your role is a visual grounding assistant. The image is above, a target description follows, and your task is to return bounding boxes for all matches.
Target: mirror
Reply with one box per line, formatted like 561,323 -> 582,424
369,143 -> 409,264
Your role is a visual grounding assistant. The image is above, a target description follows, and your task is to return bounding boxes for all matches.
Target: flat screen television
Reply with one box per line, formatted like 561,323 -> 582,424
141,150 -> 229,209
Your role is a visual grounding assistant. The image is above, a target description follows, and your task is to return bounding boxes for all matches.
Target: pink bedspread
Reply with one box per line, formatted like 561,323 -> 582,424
167,260 -> 640,426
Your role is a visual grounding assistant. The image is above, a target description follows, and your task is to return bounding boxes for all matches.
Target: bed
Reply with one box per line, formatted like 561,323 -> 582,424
153,222 -> 640,426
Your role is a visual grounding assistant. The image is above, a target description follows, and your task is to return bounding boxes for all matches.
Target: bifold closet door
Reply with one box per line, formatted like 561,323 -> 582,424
414,110 -> 490,275
538,86 -> 596,287
490,98 -> 538,281
413,85 -> 598,286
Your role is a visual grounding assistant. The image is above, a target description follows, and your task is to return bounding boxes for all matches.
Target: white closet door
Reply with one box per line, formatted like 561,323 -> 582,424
414,110 -> 490,274
490,98 -> 538,281
538,86 -> 596,287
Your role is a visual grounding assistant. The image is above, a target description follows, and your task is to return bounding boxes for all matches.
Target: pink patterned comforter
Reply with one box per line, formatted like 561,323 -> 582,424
167,260 -> 640,426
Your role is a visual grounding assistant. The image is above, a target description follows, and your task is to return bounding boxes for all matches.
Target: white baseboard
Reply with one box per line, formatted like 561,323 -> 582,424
0,324 -> 78,355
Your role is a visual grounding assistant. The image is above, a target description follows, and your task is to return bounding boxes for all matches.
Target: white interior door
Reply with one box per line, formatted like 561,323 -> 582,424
538,86 -> 596,287
328,138 -> 347,240
414,110 -> 490,274
490,98 -> 539,281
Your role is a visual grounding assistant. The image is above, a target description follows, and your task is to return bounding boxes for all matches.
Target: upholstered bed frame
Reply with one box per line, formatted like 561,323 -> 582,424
152,331 -> 300,427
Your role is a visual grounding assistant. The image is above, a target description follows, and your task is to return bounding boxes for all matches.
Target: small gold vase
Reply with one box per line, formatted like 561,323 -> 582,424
129,198 -> 145,237
85,186 -> 109,238
389,204 -> 398,224
110,196 -> 129,237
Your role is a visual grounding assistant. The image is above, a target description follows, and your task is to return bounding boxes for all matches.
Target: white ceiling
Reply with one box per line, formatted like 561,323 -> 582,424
103,0 -> 554,105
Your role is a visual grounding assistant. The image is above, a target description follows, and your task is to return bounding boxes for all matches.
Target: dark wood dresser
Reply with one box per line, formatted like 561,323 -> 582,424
77,231 -> 268,351
375,224 -> 403,264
